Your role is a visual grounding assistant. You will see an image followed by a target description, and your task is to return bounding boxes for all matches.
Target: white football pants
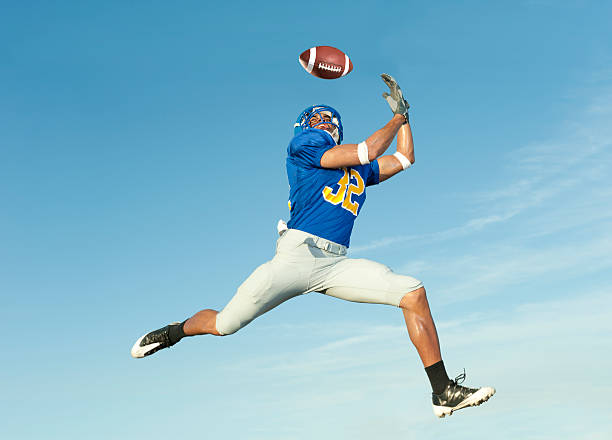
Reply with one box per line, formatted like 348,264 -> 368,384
215,229 -> 423,335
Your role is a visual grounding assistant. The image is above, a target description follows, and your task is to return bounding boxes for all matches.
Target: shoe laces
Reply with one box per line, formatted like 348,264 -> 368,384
452,368 -> 466,386
449,368 -> 478,394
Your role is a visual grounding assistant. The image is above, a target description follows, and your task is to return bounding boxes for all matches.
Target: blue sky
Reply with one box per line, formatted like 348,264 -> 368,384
1,1 -> 611,438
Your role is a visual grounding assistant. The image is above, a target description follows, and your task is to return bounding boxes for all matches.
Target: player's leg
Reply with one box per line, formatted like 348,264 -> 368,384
150,260 -> 290,340
186,261 -> 282,338
323,267 -> 444,388
213,258 -> 310,336
131,232 -> 312,358
318,258 -> 439,362
399,286 -> 441,367
131,260 -> 308,357
184,309 -> 222,336
320,257 -> 495,417
397,287 -> 495,417
129,309 -> 221,359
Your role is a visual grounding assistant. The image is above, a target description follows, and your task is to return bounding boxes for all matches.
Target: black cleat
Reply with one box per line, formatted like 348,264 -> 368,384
130,322 -> 181,358
432,370 -> 495,418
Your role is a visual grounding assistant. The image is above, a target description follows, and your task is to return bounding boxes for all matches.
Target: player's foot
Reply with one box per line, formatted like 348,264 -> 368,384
432,370 -> 495,418
130,322 -> 181,358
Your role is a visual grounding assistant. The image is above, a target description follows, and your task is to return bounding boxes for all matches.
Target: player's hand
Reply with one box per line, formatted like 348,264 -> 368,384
381,73 -> 410,122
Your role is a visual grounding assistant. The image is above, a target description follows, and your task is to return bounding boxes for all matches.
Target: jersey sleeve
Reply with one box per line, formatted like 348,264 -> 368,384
365,159 -> 380,186
288,130 -> 335,168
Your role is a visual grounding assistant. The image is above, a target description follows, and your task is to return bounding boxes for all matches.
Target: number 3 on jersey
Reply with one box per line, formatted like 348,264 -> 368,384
322,167 -> 365,216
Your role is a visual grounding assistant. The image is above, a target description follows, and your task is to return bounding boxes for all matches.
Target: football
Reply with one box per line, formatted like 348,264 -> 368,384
299,46 -> 353,80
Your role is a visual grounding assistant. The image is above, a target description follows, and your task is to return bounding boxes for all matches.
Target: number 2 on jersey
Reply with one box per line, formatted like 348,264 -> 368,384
322,168 -> 365,216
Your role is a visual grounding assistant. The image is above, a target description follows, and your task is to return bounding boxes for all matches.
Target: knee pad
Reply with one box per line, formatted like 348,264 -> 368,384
215,311 -> 251,336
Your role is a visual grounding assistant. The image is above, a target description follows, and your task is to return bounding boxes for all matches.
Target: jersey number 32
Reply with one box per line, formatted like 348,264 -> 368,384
322,167 -> 364,216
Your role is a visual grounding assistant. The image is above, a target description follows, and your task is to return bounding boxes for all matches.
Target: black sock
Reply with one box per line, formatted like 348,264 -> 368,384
425,360 -> 450,395
168,321 -> 187,345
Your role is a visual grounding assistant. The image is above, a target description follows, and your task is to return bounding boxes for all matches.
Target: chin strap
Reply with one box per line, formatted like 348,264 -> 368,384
329,127 -> 339,144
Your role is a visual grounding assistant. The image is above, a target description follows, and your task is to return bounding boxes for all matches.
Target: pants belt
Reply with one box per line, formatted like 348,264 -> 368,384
284,229 -> 347,255
312,236 -> 346,255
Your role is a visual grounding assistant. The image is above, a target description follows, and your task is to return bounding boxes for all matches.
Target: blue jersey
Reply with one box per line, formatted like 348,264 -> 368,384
286,128 -> 380,247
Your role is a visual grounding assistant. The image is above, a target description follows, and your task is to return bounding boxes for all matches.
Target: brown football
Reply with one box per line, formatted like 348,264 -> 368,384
298,46 -> 353,80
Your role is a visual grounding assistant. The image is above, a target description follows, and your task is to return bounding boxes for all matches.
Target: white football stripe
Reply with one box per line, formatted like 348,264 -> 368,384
130,335 -> 161,358
342,54 -> 350,76
307,47 -> 316,73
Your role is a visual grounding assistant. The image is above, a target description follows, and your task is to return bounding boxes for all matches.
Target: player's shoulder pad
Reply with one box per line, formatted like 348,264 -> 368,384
292,128 -> 335,148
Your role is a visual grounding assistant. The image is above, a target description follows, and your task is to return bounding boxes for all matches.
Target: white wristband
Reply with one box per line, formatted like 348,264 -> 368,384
393,151 -> 411,170
357,141 -> 370,165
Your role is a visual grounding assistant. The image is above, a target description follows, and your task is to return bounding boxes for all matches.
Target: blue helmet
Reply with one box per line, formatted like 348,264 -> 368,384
293,104 -> 343,144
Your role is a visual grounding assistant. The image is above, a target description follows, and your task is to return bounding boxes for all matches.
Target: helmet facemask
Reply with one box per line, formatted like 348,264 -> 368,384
307,109 -> 340,144
294,105 -> 343,144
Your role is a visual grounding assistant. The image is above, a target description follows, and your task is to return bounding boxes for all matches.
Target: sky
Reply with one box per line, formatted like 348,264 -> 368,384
1,0 -> 611,439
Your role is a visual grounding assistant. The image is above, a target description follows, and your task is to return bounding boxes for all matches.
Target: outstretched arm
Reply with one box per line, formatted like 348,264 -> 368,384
378,120 -> 415,182
320,114 -> 406,169
376,73 -> 415,182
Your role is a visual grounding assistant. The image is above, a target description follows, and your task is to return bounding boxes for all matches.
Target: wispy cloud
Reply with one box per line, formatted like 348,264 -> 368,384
442,288 -> 612,348
410,232 -> 612,304
350,210 -> 521,253
229,324 -> 406,378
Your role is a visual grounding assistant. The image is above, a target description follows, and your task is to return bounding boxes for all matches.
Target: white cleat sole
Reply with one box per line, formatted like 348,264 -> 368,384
130,334 -> 161,358
433,387 -> 496,418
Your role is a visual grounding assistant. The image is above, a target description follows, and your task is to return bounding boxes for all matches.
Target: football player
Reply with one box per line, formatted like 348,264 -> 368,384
130,74 -> 495,418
